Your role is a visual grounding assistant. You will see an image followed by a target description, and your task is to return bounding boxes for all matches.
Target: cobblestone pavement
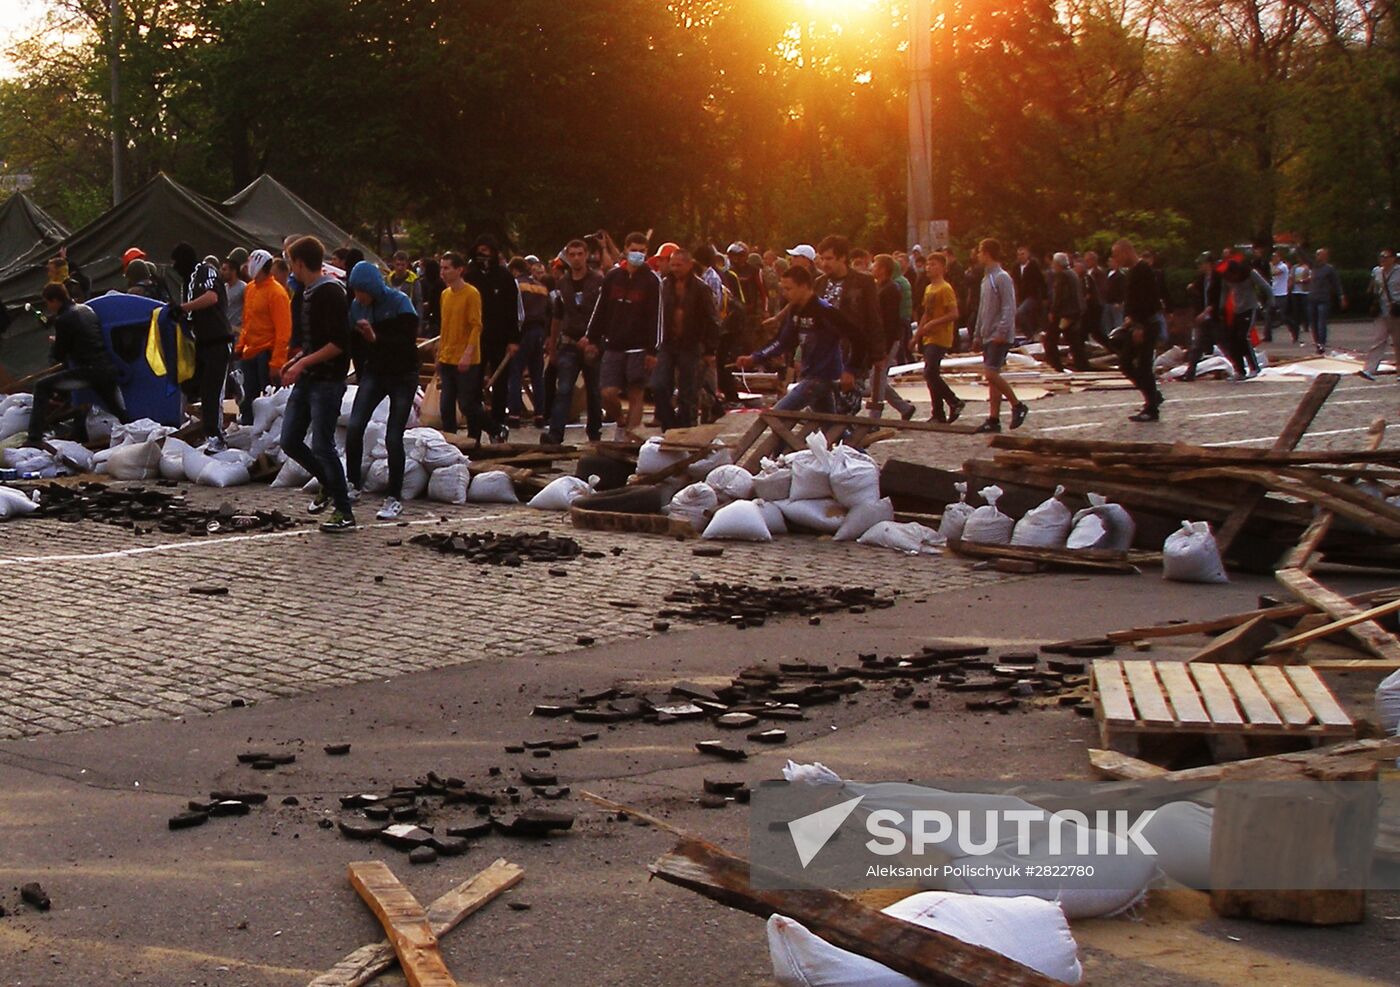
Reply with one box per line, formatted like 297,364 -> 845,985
1,322 -> 1394,742
0,487 -> 990,741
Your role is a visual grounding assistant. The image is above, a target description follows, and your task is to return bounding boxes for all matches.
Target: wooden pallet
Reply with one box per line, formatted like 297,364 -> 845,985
1091,659 -> 1354,752
570,505 -> 697,539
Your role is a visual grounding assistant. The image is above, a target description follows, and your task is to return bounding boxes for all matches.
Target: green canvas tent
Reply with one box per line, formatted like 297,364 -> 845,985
0,191 -> 68,271
221,174 -> 381,267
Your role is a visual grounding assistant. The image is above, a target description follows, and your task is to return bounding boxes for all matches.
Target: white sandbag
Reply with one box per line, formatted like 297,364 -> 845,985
358,420 -> 388,467
181,444 -> 213,483
106,439 -> 161,480
1162,520 -> 1228,584
756,499 -> 787,535
529,474 -> 597,511
197,458 -> 251,487
1376,668 -> 1400,735
833,497 -> 894,542
666,481 -> 719,532
85,408 -> 120,446
1069,493 -> 1136,551
788,432 -> 834,500
858,520 -> 945,555
0,405 -> 29,441
223,425 -> 254,451
702,499 -> 773,542
337,384 -> 359,426
212,449 -> 254,467
465,469 -> 518,504
427,462 -> 472,504
752,457 -> 792,501
637,436 -> 688,476
250,392 -> 281,434
159,437 -> 192,481
0,485 -> 39,519
961,485 -> 1014,545
827,445 -> 881,508
365,457 -> 428,499
687,441 -> 733,480
1012,484 -> 1072,549
2,447 -> 55,474
939,481 -> 975,542
250,429 -> 281,461
706,464 -> 755,504
777,497 -> 846,534
419,433 -> 465,472
46,439 -> 95,474
767,892 -> 1081,987
111,417 -> 170,447
1065,513 -> 1110,550
271,457 -> 312,488
1140,801 -> 1214,890
0,393 -> 33,414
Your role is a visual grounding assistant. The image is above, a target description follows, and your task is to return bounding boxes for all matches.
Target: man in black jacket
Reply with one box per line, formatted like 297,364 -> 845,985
585,231 -> 662,441
1013,246 -> 1047,341
466,235 -> 521,437
171,241 -> 233,451
1111,238 -> 1164,421
1183,252 -> 1222,382
542,239 -> 605,445
654,247 -> 719,431
814,235 -> 881,414
25,283 -> 131,446
1045,252 -> 1084,372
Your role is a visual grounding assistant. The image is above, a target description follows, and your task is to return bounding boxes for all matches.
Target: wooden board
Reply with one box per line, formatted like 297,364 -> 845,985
1283,666 -> 1354,728
311,859 -> 523,987
1090,739 -> 1399,784
347,861 -> 458,987
1092,661 -> 1135,725
1276,567 -> 1400,663
649,837 -> 1061,987
570,506 -> 697,539
1186,616 -> 1279,664
1154,662 -> 1212,725
1105,588 -> 1400,643
1251,665 -> 1313,726
1121,661 -> 1173,723
1218,665 -> 1283,727
1264,597 -> 1400,654
1187,663 -> 1244,726
946,539 -> 1139,575
764,407 -> 980,435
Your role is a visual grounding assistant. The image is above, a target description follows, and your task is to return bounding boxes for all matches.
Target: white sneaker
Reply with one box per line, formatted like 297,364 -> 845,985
347,485 -> 361,503
203,436 -> 228,454
376,497 -> 403,521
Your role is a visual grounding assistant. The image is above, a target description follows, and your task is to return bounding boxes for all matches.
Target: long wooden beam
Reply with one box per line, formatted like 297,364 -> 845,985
1275,568 -> 1400,663
347,861 -> 459,987
765,408 -> 979,435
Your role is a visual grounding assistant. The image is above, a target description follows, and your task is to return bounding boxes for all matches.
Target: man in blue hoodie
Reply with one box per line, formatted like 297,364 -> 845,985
736,265 -> 855,412
344,261 -> 420,521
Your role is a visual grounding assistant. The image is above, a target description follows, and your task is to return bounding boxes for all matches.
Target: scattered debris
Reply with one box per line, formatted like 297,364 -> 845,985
407,529 -> 585,566
30,482 -> 297,536
19,883 -> 50,912
658,582 -> 896,625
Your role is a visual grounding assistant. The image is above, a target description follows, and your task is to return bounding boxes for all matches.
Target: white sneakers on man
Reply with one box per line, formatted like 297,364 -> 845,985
376,497 -> 403,521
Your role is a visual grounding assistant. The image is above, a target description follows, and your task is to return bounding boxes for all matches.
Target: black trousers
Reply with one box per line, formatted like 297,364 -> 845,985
1225,312 -> 1260,377
1183,319 -> 1219,382
1116,327 -> 1161,407
196,340 -> 232,441
26,369 -> 129,444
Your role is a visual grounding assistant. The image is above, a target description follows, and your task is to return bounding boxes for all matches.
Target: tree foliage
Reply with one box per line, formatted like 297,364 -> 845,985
0,0 -> 1394,264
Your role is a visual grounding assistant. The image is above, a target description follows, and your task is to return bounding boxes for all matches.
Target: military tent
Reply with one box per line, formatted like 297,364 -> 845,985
221,174 -> 380,267
0,191 -> 69,270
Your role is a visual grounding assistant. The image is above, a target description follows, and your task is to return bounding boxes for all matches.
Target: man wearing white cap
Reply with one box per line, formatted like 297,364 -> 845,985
786,244 -> 817,272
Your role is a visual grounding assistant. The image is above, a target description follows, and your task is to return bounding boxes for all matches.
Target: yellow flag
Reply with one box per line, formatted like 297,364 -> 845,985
175,324 -> 196,382
144,308 -> 167,376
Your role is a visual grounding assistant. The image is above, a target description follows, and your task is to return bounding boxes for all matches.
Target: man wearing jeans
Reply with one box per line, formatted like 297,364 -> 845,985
972,239 -> 1029,433
542,240 -> 604,445
437,252 -> 500,445
1308,248 -> 1347,354
654,247 -> 719,430
279,235 -> 356,533
736,265 -> 854,413
1362,248 -> 1400,381
344,261 -> 419,520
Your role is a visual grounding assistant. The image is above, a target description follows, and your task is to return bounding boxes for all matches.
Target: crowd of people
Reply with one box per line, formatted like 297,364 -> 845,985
16,226 -> 1400,532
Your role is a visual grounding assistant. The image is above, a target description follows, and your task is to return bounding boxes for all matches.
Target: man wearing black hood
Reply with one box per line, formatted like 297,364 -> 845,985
170,242 -> 233,451
465,234 -> 521,438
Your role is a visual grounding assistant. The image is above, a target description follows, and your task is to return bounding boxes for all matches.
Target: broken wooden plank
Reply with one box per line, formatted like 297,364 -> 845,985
1089,739 -> 1399,784
1275,568 -> 1400,663
1213,373 -> 1340,556
1104,587 -> 1400,643
1186,616 -> 1280,665
311,859 -> 523,987
759,413 -> 808,453
1279,419 -> 1387,571
947,539 -> 1139,574
1173,466 -> 1400,538
569,505 -> 697,539
1263,597 -> 1400,654
347,861 -> 458,987
765,407 -> 979,435
649,836 -> 1060,987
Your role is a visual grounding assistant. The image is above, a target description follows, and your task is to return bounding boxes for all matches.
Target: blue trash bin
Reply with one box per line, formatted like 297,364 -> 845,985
82,293 -> 184,427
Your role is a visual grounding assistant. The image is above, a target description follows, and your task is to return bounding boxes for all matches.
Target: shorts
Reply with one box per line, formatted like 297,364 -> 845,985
982,341 -> 1010,370
601,350 -> 650,390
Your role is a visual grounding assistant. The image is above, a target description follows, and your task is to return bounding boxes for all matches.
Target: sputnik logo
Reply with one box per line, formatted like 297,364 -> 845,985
787,796 -> 864,868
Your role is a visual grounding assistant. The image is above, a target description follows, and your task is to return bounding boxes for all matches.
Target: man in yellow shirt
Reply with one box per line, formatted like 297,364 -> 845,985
437,251 -> 502,443
913,253 -> 965,423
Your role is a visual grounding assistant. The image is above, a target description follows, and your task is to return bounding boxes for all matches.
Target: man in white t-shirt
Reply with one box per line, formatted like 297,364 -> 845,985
1289,257 -> 1311,345
1267,251 -> 1291,342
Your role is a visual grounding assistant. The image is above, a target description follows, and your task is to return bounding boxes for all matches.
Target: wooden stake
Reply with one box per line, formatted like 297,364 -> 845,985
347,861 -> 459,987
1275,568 -> 1400,663
1264,597 -> 1400,654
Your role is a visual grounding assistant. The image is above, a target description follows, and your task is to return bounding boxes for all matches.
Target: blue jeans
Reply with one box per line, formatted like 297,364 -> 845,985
1016,298 -> 1042,339
280,378 -> 351,514
345,372 -> 417,497
546,344 -> 601,443
508,325 -> 547,419
1308,298 -> 1331,346
775,378 -> 836,413
653,344 -> 703,430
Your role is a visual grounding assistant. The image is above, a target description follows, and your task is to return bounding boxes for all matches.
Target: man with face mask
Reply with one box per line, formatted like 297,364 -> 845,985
170,241 -> 233,451
466,234 -> 522,438
584,231 -> 662,442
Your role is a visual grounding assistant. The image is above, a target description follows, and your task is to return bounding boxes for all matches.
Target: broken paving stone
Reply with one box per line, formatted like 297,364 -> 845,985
323,743 -> 351,756
999,652 -> 1039,666
808,617 -> 821,626
521,770 -> 558,787
409,846 -> 438,865
209,800 -> 251,817
652,703 -> 706,720
523,739 -> 555,750
503,744 -> 526,754
210,791 -> 267,805
911,698 -> 931,710
236,752 -> 270,764
252,760 -> 278,771
493,810 -> 575,837
576,635 -> 596,646
536,786 -> 571,800
531,749 -> 552,759
693,546 -> 724,558
447,820 -> 494,839
698,793 -> 728,809
507,901 -> 532,911
431,835 -> 471,856
364,805 -> 391,821
1040,638 -> 1113,656
391,805 -> 419,822
168,811 -> 209,830
188,585 -> 229,596
1065,643 -> 1116,659
572,708 -> 629,724
488,766 -> 502,777
671,682 -> 722,704
703,779 -> 747,795
532,704 -> 574,718
747,729 -> 788,744
20,884 -> 50,911
338,818 -> 386,840
716,712 -> 759,730
548,738 -> 580,751
696,741 -> 748,761
281,796 -> 300,807
653,620 -> 671,632
380,825 -> 435,851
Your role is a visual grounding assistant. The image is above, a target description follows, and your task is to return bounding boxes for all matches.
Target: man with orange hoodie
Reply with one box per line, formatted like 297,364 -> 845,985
234,248 -> 292,424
